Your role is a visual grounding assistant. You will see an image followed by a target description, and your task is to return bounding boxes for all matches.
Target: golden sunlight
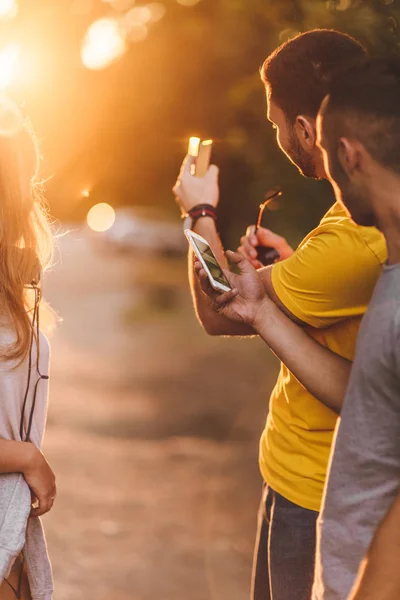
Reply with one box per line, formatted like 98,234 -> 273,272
0,95 -> 23,137
188,136 -> 200,156
0,44 -> 19,89
81,18 -> 126,70
0,0 -> 18,21
87,203 -> 116,232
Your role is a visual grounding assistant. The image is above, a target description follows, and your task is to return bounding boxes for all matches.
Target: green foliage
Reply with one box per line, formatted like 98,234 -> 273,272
161,0 -> 400,247
46,0 -> 400,247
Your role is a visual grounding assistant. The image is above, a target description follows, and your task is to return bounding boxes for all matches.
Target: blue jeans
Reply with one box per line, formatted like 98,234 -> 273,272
251,485 -> 318,600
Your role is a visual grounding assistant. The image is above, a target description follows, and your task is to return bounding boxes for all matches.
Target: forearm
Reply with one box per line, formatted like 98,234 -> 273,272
349,492 -> 400,600
189,218 -> 254,336
0,439 -> 37,474
253,299 -> 352,412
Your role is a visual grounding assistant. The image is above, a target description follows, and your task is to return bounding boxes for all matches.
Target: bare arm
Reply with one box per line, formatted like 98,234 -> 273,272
201,251 -> 352,412
348,492 -> 400,600
189,217 -> 303,333
0,439 -> 56,516
189,217 -> 255,336
174,155 -> 302,334
173,156 -> 255,335
0,439 -> 38,473
251,298 -> 351,413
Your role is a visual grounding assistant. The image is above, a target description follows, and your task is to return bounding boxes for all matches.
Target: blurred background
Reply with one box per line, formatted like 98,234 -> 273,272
1,0 -> 400,598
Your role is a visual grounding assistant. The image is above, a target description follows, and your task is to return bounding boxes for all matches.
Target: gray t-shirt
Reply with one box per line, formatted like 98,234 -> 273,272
312,264 -> 400,600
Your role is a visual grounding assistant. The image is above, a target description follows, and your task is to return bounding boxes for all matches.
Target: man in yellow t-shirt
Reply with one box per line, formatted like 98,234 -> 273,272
173,31 -> 387,600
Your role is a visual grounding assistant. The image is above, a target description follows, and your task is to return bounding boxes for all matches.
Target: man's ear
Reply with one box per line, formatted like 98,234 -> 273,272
337,138 -> 362,176
294,115 -> 316,150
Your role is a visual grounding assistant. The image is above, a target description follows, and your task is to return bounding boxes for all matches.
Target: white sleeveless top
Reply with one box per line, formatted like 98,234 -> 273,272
0,325 -> 53,599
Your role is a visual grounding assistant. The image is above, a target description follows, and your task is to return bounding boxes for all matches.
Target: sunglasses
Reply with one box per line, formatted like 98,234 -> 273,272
254,189 -> 283,266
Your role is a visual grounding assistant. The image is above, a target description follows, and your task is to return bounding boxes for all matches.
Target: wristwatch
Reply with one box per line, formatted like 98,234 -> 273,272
182,204 -> 217,231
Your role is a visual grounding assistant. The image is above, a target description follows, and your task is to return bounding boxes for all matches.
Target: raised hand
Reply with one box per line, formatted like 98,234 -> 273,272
172,154 -> 219,214
238,225 -> 294,269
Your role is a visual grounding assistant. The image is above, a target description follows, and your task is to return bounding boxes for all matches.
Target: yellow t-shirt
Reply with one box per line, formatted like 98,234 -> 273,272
259,202 -> 387,512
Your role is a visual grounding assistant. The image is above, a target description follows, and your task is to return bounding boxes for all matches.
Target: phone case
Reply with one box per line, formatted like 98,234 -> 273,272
195,140 -> 212,177
185,230 -> 230,293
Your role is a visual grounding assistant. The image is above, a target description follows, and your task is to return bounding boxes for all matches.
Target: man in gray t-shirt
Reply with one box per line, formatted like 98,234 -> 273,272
311,60 -> 400,599
313,265 -> 400,600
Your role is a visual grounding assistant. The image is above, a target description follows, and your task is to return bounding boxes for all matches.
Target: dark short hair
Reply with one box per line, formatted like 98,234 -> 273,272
323,59 -> 400,174
261,29 -> 366,123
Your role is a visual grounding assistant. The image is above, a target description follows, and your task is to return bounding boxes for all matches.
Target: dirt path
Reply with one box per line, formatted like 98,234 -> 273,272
42,230 -> 278,600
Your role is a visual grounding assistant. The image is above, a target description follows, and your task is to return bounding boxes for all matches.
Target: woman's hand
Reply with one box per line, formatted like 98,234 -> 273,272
172,154 -> 219,214
195,250 -> 272,328
23,444 -> 56,517
238,225 -> 294,269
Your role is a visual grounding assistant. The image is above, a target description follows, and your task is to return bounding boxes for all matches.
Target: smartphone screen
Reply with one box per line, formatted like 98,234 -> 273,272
194,237 -> 231,288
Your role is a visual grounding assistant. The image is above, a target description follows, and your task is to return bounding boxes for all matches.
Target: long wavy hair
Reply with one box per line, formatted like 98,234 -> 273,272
0,104 -> 53,362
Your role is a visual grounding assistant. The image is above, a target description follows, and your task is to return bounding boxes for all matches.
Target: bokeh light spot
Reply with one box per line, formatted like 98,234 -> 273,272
87,203 -> 116,232
81,18 -> 126,70
0,0 -> 18,21
147,2 -> 166,22
0,44 -> 20,89
127,23 -> 149,43
102,0 -> 133,9
176,0 -> 201,6
125,6 -> 153,25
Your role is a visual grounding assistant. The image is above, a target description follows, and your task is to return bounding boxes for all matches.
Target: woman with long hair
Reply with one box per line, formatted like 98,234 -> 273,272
0,98 -> 56,600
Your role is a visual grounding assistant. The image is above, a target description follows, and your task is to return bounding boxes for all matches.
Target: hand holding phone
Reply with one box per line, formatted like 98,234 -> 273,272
185,229 -> 231,293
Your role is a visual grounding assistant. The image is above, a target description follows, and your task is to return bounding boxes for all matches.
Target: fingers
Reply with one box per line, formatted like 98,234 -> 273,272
180,154 -> 196,176
225,249 -> 244,265
194,261 -> 236,307
225,250 -> 256,274
31,485 -> 57,517
245,257 -> 263,270
239,225 -> 259,263
240,249 -> 262,270
213,289 -> 238,305
30,498 -> 53,517
173,154 -> 196,198
245,226 -> 284,249
240,225 -> 293,264
194,261 -> 218,297
256,227 -> 285,247
198,268 -> 212,291
239,237 -> 258,260
205,164 -> 219,182
245,225 -> 258,246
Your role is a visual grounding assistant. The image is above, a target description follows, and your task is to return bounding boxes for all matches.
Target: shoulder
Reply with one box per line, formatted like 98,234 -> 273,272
300,206 -> 386,264
353,273 -> 400,374
270,214 -> 386,328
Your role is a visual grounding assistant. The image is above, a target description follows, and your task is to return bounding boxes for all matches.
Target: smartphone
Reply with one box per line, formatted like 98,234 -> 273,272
187,137 -> 213,177
185,229 -> 232,293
